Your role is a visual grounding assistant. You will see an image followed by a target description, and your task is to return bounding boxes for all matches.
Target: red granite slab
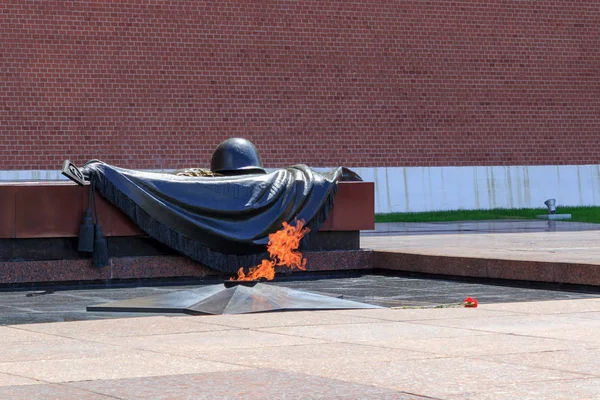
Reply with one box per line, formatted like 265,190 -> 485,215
0,259 -> 109,284
372,250 -> 600,287
374,252 -> 488,278
81,189 -> 144,237
553,262 -> 600,286
0,181 -> 372,238
0,250 -> 373,285
0,186 -> 16,238
110,256 -> 213,280
303,250 -> 374,272
485,259 -> 554,283
320,182 -> 374,231
1,245 -> 599,287
69,369 -> 418,400
15,185 -> 83,238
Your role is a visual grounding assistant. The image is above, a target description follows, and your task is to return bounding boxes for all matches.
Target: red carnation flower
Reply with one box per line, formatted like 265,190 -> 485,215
463,297 -> 478,308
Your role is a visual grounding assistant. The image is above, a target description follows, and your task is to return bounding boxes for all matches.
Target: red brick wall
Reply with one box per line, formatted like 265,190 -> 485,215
2,1 -> 599,170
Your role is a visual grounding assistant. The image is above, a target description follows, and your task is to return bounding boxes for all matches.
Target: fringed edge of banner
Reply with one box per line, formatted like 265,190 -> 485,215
91,173 -> 266,274
301,183 -> 337,249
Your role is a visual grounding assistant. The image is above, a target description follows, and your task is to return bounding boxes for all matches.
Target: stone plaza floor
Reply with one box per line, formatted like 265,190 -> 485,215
1,219 -> 600,399
363,220 -> 600,266
0,272 -> 599,399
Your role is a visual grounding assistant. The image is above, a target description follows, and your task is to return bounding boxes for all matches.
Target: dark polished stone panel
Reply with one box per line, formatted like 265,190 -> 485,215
0,186 -> 15,238
0,238 -> 81,261
0,231 -> 360,262
107,236 -> 174,257
302,231 -> 359,251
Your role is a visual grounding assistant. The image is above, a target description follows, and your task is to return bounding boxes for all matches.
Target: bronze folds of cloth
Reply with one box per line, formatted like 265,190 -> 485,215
78,138 -> 361,273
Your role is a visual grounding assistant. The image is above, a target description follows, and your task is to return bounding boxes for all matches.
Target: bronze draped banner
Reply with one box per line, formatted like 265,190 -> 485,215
83,161 -> 354,273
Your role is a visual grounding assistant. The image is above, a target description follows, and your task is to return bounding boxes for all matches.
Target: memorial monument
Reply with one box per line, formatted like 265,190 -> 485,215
65,138 -> 362,274
62,138 -> 378,314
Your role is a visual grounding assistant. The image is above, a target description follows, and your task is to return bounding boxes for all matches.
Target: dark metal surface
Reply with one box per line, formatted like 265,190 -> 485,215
61,160 -> 88,186
210,138 -> 266,175
223,280 -> 260,288
87,283 -> 381,315
82,161 -> 345,271
0,231 -> 359,263
87,286 -> 225,314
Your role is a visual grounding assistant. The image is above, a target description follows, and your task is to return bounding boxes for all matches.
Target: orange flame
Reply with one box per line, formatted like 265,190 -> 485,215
232,219 -> 310,281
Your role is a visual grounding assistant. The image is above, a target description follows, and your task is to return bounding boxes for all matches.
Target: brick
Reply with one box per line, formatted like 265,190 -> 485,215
0,1 -> 599,170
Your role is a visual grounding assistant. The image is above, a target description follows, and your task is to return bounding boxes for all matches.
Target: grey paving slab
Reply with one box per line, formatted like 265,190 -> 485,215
92,329 -> 327,355
0,338 -> 128,363
0,350 -> 249,383
0,373 -> 41,388
253,354 -> 587,398
479,298 -> 600,314
481,348 -> 600,376
186,309 -> 380,329
531,326 -> 600,344
17,315 -> 231,339
411,314 -> 600,336
197,342 -> 440,370
448,377 -> 600,400
562,311 -> 600,320
331,307 -> 519,322
360,333 -> 589,357
0,300 -> 598,398
0,326 -> 65,343
0,383 -> 115,399
69,370 -> 431,400
259,320 -> 494,343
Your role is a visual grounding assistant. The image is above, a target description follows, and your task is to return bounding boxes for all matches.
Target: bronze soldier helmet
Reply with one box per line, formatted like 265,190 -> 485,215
210,138 -> 266,175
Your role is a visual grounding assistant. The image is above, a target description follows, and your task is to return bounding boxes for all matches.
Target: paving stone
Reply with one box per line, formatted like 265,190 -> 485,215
360,333 -> 588,357
481,348 -> 600,376
447,377 -> 600,400
259,320 -> 492,343
93,329 -> 327,355
0,351 -> 248,383
0,384 -> 114,399
0,338 -> 128,363
278,356 -> 587,398
69,369 -> 431,400
0,373 -> 41,388
480,298 -> 600,314
15,315 -> 230,339
331,307 -> 519,321
411,314 -> 600,336
190,309 -> 378,329
0,326 -> 64,343
531,326 -> 600,344
198,342 -> 439,369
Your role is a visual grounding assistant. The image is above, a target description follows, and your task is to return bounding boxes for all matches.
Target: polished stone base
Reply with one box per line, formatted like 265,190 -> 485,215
365,220 -> 600,287
87,282 -> 381,315
0,250 -> 373,287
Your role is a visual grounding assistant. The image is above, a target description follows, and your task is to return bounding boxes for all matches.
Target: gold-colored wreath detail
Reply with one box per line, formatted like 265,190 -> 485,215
174,168 -> 222,177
